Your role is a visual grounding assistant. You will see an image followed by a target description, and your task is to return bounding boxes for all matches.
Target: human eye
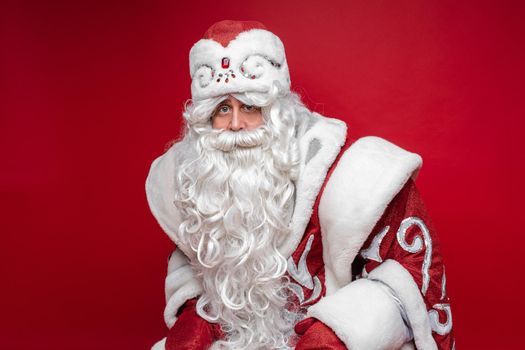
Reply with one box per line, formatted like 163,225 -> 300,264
216,104 -> 231,114
242,104 -> 259,112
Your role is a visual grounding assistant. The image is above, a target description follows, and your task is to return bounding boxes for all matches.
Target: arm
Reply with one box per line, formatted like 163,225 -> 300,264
308,179 -> 455,350
363,179 -> 455,349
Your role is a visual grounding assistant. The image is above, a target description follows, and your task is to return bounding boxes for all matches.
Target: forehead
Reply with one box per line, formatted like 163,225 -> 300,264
217,94 -> 258,106
219,95 -> 239,104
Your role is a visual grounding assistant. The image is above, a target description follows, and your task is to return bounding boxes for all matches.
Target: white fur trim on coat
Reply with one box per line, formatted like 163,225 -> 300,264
145,141 -> 195,260
368,260 -> 438,350
307,278 -> 413,349
319,136 -> 423,293
163,249 -> 203,328
280,112 -> 347,258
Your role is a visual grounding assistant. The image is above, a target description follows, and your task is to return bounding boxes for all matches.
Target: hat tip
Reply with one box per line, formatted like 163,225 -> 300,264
203,20 -> 268,47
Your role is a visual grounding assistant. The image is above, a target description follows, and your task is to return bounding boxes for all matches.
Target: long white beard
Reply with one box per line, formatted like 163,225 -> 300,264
174,123 -> 301,350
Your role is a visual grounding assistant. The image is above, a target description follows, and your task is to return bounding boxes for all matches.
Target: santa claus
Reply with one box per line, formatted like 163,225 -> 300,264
146,20 -> 455,350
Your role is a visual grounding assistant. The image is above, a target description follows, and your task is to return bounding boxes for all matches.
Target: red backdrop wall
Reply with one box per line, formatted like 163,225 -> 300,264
2,1 -> 524,349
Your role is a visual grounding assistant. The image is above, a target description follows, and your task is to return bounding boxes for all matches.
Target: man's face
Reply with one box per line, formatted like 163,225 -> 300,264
211,95 -> 264,130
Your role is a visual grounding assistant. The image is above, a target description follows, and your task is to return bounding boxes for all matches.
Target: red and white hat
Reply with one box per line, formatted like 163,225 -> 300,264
189,20 -> 291,101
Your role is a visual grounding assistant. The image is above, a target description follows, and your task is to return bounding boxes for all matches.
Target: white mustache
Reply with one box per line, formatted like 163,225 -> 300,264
210,127 -> 269,152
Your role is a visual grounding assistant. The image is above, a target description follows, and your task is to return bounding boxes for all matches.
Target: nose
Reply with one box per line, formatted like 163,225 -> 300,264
230,108 -> 245,131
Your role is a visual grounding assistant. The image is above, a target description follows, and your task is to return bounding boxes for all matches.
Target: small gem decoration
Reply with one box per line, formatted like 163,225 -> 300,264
221,57 -> 230,69
215,69 -> 236,83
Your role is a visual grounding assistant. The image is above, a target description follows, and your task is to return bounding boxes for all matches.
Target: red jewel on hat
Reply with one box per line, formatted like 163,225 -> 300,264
221,57 -> 230,69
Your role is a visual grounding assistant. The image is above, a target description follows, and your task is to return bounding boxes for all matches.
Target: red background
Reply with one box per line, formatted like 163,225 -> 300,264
1,1 -> 524,349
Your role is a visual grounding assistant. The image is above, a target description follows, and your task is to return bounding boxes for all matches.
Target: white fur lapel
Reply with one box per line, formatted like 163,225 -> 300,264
145,113 -> 347,260
145,140 -> 197,260
279,112 -> 347,257
319,136 -> 423,294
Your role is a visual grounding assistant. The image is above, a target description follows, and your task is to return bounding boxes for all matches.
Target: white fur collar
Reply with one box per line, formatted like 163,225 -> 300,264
145,113 -> 347,260
319,136 -> 423,293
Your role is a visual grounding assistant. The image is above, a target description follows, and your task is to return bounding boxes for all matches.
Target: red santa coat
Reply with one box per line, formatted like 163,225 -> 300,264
145,112 -> 455,350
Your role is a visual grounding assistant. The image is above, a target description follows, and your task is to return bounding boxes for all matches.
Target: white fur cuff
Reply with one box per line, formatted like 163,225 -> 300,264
307,278 -> 412,350
368,259 -> 438,350
162,249 -> 203,328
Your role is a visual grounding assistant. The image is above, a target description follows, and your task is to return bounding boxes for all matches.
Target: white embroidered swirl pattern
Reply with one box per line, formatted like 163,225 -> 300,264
193,54 -> 283,89
396,216 -> 432,295
428,303 -> 453,335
